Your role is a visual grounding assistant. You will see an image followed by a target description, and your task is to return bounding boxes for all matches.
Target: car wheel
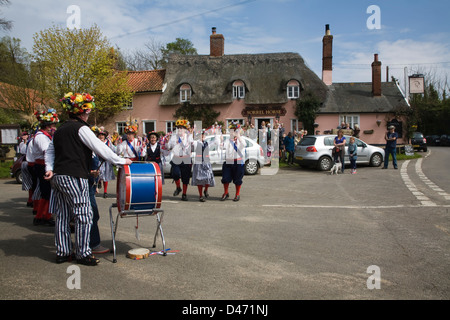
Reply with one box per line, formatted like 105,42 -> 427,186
15,170 -> 22,184
244,159 -> 259,175
317,156 -> 332,171
369,153 -> 383,167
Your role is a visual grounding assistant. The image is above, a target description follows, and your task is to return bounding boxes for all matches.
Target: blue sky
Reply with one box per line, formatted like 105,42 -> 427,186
2,0 -> 450,92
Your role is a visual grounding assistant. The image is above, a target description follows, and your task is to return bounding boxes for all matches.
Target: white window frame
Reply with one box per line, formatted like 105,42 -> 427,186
291,119 -> 299,132
339,114 -> 360,129
142,120 -> 156,135
232,83 -> 245,99
180,84 -> 192,103
116,121 -> 127,135
287,80 -> 300,99
123,99 -> 133,110
166,121 -> 175,133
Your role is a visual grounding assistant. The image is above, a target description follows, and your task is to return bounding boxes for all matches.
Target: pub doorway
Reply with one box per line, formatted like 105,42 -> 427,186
256,118 -> 272,129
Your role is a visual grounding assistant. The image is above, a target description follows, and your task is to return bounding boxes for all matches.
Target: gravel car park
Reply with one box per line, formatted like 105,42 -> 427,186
162,134 -> 266,176
294,135 -> 384,171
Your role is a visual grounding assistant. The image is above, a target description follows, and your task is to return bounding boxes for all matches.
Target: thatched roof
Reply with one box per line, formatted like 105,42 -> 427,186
159,52 -> 329,106
320,82 -> 410,114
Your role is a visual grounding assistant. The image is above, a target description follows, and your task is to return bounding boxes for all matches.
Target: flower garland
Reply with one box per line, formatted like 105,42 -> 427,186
60,92 -> 95,115
34,108 -> 59,124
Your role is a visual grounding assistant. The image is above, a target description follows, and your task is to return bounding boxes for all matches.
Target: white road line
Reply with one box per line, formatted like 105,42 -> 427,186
415,157 -> 450,200
400,160 -> 436,206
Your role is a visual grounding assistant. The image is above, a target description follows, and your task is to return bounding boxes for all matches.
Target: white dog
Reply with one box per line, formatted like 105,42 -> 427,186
330,161 -> 342,175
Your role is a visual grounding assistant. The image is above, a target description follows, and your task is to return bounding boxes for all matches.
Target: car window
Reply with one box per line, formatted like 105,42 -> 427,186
299,137 -> 316,146
324,137 -> 334,146
413,132 -> 423,139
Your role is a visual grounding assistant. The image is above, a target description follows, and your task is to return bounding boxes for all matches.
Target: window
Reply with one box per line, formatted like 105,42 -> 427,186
166,121 -> 175,133
287,80 -> 300,99
116,122 -> 127,135
180,84 -> 192,102
232,80 -> 245,99
339,114 -> 359,129
123,99 -> 133,110
291,119 -> 298,132
226,119 -> 245,130
143,121 -> 156,135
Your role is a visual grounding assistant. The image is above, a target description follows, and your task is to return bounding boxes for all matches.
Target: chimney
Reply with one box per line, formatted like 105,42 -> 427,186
371,53 -> 382,96
210,27 -> 224,57
322,24 -> 333,85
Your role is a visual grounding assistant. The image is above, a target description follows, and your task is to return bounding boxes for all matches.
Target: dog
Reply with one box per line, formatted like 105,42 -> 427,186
330,161 -> 342,175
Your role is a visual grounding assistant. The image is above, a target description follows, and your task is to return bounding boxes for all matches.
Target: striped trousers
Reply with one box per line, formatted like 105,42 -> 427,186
50,175 -> 92,259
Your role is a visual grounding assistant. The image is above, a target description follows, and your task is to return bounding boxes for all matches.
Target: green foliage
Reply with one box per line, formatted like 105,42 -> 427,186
174,102 -> 220,128
295,91 -> 321,134
160,38 -> 197,67
32,25 -> 133,121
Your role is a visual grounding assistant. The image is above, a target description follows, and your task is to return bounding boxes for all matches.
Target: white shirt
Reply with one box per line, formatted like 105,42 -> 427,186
224,136 -> 246,163
168,132 -> 193,158
26,139 -> 35,163
117,138 -> 146,159
45,125 -> 128,172
32,130 -> 52,160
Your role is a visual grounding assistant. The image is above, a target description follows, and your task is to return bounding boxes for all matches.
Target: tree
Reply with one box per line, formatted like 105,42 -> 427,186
160,38 -> 197,68
123,38 -> 165,70
0,0 -> 12,31
294,91 -> 321,134
32,25 -> 133,122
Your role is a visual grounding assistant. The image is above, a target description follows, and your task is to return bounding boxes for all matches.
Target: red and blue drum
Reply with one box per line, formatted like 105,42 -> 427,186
117,162 -> 162,212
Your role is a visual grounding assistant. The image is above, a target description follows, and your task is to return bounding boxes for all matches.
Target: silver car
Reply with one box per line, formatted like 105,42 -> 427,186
162,134 -> 266,175
294,135 -> 384,171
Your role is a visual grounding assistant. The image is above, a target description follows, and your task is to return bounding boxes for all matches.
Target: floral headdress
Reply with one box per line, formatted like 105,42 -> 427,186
91,126 -> 100,135
175,119 -> 189,128
60,92 -> 95,115
34,108 -> 59,126
228,121 -> 241,131
124,121 -> 138,134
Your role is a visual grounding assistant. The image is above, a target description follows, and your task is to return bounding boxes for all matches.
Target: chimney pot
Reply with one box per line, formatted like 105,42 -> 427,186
212,27 -> 216,34
210,27 -> 224,57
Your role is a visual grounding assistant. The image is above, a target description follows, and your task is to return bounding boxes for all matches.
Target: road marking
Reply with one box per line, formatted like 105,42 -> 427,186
415,157 -> 450,200
262,204 -> 450,209
400,160 -> 437,206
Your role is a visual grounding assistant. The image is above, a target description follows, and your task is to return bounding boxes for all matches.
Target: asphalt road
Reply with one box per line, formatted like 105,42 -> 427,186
1,147 -> 449,303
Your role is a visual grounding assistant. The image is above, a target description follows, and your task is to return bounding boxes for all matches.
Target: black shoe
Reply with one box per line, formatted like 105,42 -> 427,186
42,218 -> 55,226
221,193 -> 229,201
173,187 -> 182,196
204,190 -> 209,198
382,167 -> 387,169
27,201 -> 33,207
181,194 -> 188,201
56,253 -> 74,264
394,167 -> 398,169
33,218 -> 42,226
103,193 -> 108,198
233,195 -> 240,202
199,196 -> 205,202
76,255 -> 99,266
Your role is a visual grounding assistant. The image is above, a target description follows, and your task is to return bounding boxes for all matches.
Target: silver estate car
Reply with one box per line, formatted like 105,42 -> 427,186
294,135 -> 384,171
163,134 -> 266,175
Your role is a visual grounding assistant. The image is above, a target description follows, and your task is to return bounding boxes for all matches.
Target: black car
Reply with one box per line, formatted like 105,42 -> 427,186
440,134 -> 450,146
425,135 -> 440,146
411,132 -> 427,152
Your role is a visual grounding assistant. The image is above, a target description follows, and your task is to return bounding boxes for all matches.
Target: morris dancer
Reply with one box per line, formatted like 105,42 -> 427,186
96,127 -> 116,198
45,92 -> 131,266
32,109 -> 59,226
146,131 -> 165,185
221,122 -> 246,202
117,123 -> 146,161
191,129 -> 217,202
167,119 -> 193,201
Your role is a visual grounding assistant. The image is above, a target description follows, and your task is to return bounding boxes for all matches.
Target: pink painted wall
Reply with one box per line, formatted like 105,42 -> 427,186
316,113 -> 407,145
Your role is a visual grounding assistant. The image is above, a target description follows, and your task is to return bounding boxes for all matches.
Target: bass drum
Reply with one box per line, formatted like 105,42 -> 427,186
117,162 -> 162,213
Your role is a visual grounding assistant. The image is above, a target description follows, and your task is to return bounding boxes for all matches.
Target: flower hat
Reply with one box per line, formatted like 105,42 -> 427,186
34,108 -> 60,126
124,121 -> 139,134
60,92 -> 95,115
91,126 -> 100,135
175,119 -> 189,128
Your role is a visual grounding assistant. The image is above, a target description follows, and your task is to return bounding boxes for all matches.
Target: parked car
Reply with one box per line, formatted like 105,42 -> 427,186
440,134 -> 450,146
10,154 -> 25,184
294,135 -> 384,171
410,132 -> 427,152
162,134 -> 266,176
425,135 -> 440,146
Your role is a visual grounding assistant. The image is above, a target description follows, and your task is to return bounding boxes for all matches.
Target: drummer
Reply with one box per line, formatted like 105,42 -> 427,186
145,131 -> 165,185
117,124 -> 146,161
167,119 -> 193,201
45,92 -> 132,266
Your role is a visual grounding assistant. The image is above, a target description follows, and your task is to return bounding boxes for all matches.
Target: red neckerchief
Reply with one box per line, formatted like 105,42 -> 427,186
39,129 -> 53,140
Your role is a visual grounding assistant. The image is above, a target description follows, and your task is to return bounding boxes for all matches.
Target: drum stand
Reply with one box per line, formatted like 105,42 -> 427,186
109,203 -> 166,263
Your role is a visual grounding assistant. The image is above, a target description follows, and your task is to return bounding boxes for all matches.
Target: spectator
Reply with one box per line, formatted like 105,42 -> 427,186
283,132 -> 295,165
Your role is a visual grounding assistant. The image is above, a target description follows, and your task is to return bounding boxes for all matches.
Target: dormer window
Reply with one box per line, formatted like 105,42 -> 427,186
287,80 -> 300,99
180,83 -> 192,102
232,80 -> 245,100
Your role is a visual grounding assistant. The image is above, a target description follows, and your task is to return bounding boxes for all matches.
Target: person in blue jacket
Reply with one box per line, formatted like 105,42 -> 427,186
283,132 -> 295,165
